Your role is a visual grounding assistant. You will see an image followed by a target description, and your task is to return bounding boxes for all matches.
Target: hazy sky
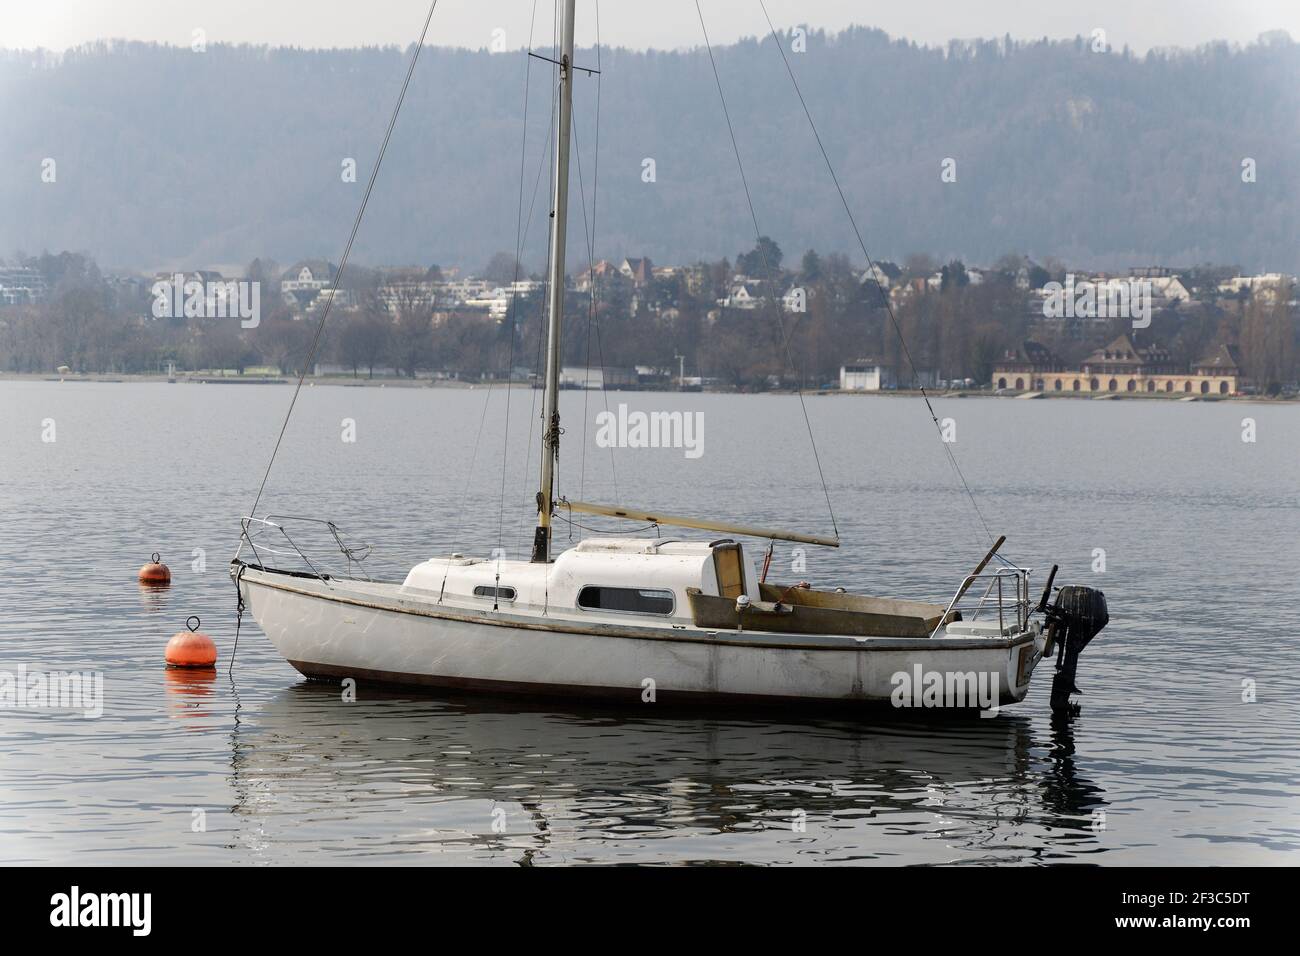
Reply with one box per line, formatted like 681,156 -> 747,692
2,0 -> 1296,52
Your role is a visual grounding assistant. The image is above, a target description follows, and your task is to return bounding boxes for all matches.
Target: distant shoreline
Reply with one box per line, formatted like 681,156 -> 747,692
2,371 -> 1294,403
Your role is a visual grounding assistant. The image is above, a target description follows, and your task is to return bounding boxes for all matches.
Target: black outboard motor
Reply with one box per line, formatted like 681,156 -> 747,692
1037,568 -> 1109,716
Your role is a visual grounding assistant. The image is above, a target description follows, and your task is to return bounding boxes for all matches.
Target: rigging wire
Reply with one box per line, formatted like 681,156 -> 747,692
754,0 -> 995,545
497,0 -> 545,565
435,389 -> 493,601
438,0 -> 546,599
242,0 -> 441,529
693,0 -> 839,543
512,22 -> 563,559
572,119 -> 620,510
543,0 -> 563,610
570,8 -> 620,513
514,57 -> 561,561
576,0 -> 606,505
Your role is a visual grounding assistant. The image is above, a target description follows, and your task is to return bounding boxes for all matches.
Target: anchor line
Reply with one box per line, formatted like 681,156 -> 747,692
241,0 -> 441,533
229,564 -> 246,677
694,1 -> 839,544
754,0 -> 995,546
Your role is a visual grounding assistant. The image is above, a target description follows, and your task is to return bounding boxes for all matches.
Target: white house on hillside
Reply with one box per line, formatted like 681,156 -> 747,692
718,283 -> 763,310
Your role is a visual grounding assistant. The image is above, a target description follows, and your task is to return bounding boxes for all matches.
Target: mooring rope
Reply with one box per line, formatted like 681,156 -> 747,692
228,564 -> 246,677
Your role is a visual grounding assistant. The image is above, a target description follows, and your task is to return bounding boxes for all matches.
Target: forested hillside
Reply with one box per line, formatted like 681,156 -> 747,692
1,28 -> 1296,272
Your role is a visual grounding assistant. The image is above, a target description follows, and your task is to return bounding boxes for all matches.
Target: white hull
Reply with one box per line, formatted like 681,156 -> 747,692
236,565 -> 1045,710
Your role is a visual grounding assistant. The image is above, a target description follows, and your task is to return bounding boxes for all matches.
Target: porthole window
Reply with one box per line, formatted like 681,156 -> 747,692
474,585 -> 516,601
577,586 -> 675,616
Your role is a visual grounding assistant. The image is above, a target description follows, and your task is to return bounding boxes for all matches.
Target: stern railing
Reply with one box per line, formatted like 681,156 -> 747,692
931,565 -> 1033,638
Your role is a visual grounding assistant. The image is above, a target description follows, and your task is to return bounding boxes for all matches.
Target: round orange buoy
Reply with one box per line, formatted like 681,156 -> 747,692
165,616 -> 217,669
138,552 -> 171,586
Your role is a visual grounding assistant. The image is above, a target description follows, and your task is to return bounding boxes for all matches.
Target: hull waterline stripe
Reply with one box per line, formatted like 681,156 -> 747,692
285,660 -> 1007,709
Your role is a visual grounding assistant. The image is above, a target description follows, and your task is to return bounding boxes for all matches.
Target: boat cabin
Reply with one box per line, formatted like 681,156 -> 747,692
403,537 -> 951,638
403,538 -> 755,625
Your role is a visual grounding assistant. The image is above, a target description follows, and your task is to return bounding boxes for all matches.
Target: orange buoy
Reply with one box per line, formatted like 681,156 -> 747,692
138,552 -> 171,586
165,616 -> 217,669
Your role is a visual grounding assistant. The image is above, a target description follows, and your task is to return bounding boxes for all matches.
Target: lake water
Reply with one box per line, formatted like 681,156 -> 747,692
1,380 -> 1297,865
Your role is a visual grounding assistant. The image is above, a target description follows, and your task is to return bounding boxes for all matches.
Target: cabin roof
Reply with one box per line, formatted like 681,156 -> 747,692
401,536 -> 751,625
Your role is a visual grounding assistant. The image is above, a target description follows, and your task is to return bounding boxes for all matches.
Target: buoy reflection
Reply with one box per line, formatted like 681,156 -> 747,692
164,666 -> 217,721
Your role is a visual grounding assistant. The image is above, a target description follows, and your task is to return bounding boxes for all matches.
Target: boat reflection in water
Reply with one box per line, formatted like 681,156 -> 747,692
224,684 -> 1107,865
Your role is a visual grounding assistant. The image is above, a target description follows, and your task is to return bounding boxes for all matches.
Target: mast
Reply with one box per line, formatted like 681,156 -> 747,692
532,0 -> 577,563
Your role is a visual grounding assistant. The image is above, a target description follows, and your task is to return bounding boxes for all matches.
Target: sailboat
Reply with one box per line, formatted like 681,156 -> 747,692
232,0 -> 1107,714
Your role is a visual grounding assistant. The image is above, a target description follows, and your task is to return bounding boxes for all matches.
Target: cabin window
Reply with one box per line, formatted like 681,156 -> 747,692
473,585 -> 516,601
577,586 -> 675,616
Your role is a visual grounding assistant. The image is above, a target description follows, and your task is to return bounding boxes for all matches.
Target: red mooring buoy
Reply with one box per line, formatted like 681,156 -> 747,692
165,616 -> 217,669
138,552 -> 171,586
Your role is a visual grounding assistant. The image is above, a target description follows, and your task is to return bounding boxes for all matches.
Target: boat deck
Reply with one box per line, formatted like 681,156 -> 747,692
235,562 -> 1037,652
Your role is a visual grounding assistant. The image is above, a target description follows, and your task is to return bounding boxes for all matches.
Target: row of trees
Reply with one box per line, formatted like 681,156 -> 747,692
1,244 -> 1296,392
